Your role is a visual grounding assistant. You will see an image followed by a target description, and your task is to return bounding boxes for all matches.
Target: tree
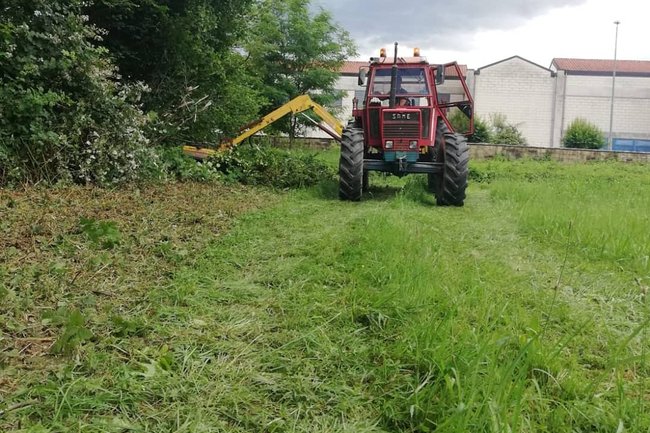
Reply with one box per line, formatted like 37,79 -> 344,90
562,118 -> 605,149
86,0 -> 263,142
245,0 -> 357,140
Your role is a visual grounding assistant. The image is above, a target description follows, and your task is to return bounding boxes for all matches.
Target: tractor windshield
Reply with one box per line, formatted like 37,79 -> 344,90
370,68 -> 429,96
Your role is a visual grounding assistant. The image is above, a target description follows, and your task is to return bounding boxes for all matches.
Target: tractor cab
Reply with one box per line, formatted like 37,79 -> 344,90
364,61 -> 437,164
341,43 -> 473,206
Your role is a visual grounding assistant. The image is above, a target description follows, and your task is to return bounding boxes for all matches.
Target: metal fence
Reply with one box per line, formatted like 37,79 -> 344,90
613,138 -> 650,153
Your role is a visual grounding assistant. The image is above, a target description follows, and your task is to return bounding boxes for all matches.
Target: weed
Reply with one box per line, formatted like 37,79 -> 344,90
79,217 -> 121,249
42,308 -> 93,354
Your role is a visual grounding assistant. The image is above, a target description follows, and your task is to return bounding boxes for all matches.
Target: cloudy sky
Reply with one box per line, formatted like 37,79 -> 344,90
314,0 -> 649,69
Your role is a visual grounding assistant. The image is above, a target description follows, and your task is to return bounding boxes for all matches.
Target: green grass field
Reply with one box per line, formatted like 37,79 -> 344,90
1,152 -> 650,432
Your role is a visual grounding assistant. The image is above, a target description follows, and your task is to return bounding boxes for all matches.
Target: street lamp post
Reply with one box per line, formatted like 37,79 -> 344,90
608,20 -> 620,150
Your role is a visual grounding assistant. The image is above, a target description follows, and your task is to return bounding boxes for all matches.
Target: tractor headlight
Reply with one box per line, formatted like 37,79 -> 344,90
385,140 -> 394,149
409,140 -> 418,149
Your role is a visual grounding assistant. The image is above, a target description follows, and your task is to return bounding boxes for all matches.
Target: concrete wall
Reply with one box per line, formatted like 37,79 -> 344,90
562,75 -> 650,140
469,143 -> 650,163
271,137 -> 650,163
472,57 -> 556,147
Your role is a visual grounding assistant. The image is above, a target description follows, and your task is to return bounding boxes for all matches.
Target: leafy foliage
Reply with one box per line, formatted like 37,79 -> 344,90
157,147 -> 221,182
563,117 -> 606,149
0,0 -> 155,186
86,0 -> 264,142
448,110 -> 493,143
1,0 -> 357,186
490,113 -> 527,145
245,0 -> 357,139
79,217 -> 122,249
210,141 -> 334,188
42,308 -> 93,354
110,315 -> 149,337
469,117 -> 493,143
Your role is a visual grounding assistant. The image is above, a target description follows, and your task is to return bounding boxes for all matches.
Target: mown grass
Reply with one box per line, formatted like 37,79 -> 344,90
2,152 -> 649,432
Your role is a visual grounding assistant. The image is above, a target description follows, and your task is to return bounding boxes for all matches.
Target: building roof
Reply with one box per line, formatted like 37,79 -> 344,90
340,61 -> 368,75
340,60 -> 467,77
476,55 -> 553,75
551,58 -> 650,76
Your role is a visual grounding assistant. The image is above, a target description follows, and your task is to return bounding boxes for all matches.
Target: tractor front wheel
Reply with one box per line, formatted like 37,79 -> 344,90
338,128 -> 364,201
431,123 -> 469,206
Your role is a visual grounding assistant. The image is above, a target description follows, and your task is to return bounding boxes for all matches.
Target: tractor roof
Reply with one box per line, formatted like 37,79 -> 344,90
370,56 -> 429,66
339,60 -> 468,78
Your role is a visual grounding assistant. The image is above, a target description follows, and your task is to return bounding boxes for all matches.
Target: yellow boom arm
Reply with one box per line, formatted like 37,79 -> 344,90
183,94 -> 344,160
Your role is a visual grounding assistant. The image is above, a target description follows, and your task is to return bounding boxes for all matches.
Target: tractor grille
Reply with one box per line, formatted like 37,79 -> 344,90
383,123 -> 420,138
382,110 -> 421,138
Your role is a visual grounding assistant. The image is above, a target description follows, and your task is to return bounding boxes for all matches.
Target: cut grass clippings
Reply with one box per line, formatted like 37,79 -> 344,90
0,181 -> 276,431
2,153 -> 650,432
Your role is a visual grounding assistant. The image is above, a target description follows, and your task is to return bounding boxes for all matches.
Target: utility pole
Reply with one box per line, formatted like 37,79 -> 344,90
608,20 -> 620,150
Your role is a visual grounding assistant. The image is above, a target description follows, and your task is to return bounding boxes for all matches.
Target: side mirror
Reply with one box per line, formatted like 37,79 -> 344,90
358,67 -> 368,86
436,65 -> 445,85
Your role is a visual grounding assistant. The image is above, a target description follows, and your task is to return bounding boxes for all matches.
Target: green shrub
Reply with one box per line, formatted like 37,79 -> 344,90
0,0 -> 155,186
157,147 -> 221,182
210,142 -> 334,188
469,117 -> 493,143
562,118 -> 605,149
490,113 -> 527,145
447,110 -> 492,143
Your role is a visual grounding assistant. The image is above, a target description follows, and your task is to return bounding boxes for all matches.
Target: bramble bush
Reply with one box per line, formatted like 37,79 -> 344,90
210,141 -> 334,188
562,118 -> 605,149
157,147 -> 221,182
0,0 -> 156,186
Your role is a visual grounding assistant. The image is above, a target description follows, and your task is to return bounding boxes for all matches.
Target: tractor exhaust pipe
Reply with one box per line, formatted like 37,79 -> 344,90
389,42 -> 398,108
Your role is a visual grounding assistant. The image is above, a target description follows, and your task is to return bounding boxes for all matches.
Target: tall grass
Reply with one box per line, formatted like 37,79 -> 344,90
481,159 -> 650,276
3,155 -> 650,431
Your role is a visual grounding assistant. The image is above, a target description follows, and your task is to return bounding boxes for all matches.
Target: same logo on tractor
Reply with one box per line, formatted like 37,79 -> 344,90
391,113 -> 413,121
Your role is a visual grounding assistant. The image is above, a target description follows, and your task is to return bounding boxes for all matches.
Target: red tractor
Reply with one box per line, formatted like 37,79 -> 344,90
339,43 -> 474,206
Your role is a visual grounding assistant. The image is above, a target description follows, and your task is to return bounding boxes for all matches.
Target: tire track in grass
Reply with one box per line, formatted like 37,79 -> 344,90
145,176 -> 648,432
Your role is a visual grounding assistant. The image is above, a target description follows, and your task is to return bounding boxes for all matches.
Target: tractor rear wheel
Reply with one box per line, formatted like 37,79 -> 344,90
430,122 -> 469,206
339,128 -> 364,201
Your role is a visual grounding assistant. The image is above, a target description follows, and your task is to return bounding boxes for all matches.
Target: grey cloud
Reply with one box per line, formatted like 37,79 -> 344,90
314,0 -> 587,54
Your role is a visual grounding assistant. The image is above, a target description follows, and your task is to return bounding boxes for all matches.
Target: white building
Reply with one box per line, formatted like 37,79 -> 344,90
471,56 -> 556,147
551,58 -> 650,149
